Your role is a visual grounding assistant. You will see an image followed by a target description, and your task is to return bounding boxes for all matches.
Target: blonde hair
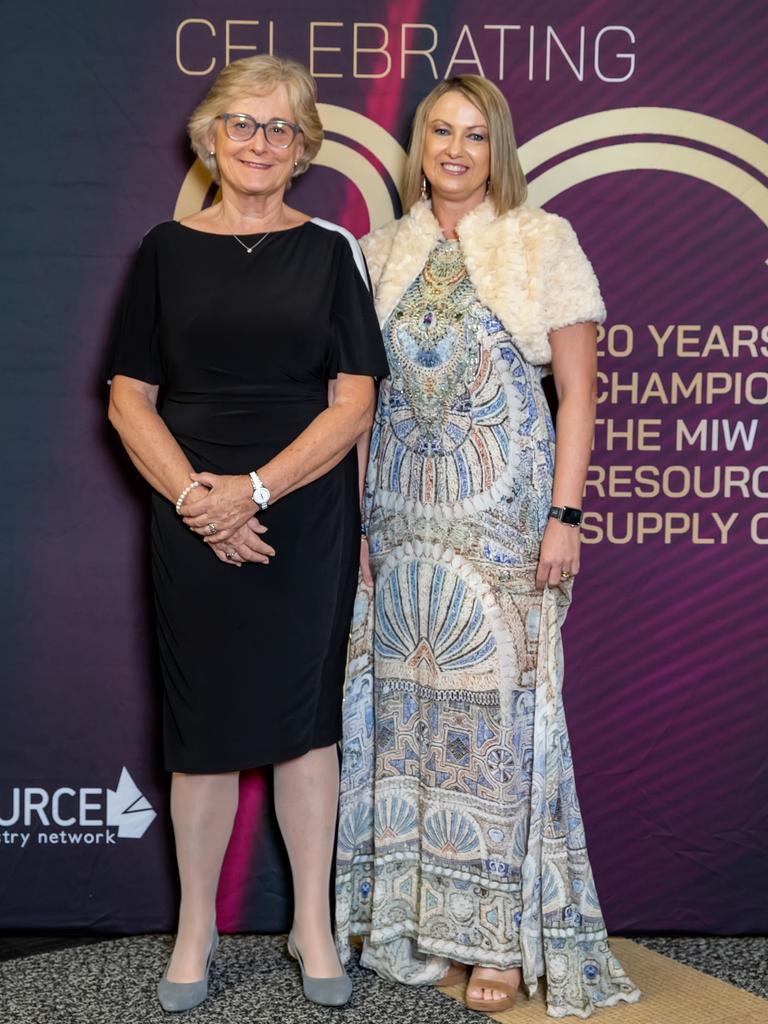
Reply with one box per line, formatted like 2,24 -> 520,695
188,55 -> 323,185
401,76 -> 528,216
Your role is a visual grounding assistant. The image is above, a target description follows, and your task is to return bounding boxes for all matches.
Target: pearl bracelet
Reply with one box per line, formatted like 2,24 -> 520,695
175,480 -> 199,514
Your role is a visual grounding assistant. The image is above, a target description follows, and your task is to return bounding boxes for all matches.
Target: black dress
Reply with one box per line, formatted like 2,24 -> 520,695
110,219 -> 389,772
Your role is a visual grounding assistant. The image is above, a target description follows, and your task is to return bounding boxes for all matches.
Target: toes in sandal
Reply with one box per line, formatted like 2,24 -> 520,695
465,977 -> 519,1013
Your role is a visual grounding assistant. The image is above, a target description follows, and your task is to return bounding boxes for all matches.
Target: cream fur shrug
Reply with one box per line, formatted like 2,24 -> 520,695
360,198 -> 605,368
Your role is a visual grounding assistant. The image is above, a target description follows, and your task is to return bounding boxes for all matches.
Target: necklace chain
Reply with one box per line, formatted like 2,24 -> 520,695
232,232 -> 271,255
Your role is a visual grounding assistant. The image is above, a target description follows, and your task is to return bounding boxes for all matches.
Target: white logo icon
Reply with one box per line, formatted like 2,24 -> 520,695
106,768 -> 156,839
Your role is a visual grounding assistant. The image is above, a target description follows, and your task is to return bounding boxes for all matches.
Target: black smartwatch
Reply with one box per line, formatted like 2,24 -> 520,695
549,505 -> 583,528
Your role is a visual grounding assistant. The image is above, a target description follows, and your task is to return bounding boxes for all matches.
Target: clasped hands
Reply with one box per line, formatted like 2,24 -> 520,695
178,472 -> 276,567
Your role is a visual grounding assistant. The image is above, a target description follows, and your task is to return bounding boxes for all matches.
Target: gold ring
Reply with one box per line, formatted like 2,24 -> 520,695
560,571 -> 572,579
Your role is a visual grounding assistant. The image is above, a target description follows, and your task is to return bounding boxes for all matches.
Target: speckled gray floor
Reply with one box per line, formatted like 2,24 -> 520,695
1,933 -> 766,1022
634,935 -> 768,1000
0,934 -> 480,1024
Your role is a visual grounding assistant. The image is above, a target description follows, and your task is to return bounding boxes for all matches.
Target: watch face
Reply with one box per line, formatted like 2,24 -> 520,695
561,506 -> 582,526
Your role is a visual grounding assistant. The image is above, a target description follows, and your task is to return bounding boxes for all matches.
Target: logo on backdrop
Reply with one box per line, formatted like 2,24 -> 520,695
106,767 -> 157,839
0,768 -> 157,849
518,106 -> 768,232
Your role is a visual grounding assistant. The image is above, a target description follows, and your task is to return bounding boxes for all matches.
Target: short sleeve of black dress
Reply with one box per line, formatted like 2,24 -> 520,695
108,231 -> 163,386
327,230 -> 390,379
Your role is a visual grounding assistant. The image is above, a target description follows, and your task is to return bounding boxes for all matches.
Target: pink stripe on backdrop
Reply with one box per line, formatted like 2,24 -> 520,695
336,0 -> 425,235
362,0 -> 425,131
216,770 -> 269,932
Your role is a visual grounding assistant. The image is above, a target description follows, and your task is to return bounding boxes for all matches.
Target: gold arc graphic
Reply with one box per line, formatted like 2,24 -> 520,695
520,107 -> 768,230
174,161 -> 215,221
519,107 -> 768,176
317,103 -> 407,190
175,105 -> 768,234
314,140 -> 393,227
526,143 -> 768,228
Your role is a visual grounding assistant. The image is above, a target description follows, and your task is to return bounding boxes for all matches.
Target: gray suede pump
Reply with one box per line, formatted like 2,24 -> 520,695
157,928 -> 219,1013
287,932 -> 353,1007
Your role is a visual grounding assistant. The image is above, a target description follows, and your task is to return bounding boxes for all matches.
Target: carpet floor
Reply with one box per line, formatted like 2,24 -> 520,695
0,934 -> 766,1024
438,938 -> 768,1024
635,936 -> 768,1000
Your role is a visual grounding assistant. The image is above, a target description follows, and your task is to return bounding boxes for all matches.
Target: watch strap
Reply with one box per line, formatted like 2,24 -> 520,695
249,470 -> 271,510
549,505 -> 583,527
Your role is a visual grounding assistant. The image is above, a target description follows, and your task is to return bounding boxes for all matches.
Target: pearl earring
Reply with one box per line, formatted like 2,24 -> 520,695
209,150 -> 215,157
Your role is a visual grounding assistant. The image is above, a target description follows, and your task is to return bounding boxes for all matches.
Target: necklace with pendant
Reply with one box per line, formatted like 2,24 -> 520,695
232,232 -> 271,255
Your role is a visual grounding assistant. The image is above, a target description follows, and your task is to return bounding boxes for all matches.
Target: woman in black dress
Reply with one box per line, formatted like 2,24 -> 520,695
108,55 -> 387,1011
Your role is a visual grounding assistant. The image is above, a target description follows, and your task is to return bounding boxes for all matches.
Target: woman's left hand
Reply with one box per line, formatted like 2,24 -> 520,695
180,471 -> 254,542
535,519 -> 581,591
208,517 -> 276,565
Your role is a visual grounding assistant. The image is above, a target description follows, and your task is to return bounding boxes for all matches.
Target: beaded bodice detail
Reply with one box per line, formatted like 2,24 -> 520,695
390,241 -> 474,459
370,240 -> 554,529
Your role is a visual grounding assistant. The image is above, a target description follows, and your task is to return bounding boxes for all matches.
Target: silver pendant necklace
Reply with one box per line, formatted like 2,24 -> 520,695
232,232 -> 270,255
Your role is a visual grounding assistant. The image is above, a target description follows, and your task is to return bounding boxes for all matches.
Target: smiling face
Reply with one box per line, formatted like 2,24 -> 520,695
209,84 -> 304,200
422,90 -> 491,212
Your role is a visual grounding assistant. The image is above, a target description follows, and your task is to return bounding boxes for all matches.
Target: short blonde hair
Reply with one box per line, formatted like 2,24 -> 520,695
188,55 -> 323,185
402,76 -> 528,216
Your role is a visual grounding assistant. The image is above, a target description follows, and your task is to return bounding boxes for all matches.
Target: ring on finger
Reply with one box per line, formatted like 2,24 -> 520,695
560,570 -> 572,580
206,522 -> 218,536
225,550 -> 237,560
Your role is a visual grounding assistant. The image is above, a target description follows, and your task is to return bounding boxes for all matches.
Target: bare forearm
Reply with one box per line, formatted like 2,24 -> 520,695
548,323 -> 598,510
274,434 -> 365,498
109,395 -> 194,503
551,392 -> 596,508
258,396 -> 373,503
119,436 -> 178,499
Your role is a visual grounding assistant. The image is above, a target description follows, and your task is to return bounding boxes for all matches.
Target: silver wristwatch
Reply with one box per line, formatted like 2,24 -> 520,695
249,471 -> 270,510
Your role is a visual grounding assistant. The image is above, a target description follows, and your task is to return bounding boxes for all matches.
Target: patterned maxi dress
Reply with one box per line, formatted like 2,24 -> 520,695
335,239 -> 640,1018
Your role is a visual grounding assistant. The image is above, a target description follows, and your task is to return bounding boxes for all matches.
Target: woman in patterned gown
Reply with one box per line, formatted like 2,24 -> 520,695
335,76 -> 640,1018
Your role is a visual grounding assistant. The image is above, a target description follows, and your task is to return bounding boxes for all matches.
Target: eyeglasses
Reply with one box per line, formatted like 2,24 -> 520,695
217,114 -> 302,148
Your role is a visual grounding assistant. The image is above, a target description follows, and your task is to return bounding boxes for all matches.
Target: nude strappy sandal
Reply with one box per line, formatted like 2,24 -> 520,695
464,973 -> 520,1013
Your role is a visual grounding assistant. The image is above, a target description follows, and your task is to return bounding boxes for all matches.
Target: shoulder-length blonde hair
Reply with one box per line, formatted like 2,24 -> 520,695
188,55 -> 323,185
401,76 -> 527,216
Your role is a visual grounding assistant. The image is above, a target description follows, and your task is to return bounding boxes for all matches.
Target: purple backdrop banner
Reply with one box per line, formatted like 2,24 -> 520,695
1,0 -> 766,935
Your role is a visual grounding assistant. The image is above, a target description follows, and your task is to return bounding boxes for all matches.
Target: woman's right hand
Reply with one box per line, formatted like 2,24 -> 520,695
209,517 -> 276,566
360,538 -> 374,587
181,471 -> 254,542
